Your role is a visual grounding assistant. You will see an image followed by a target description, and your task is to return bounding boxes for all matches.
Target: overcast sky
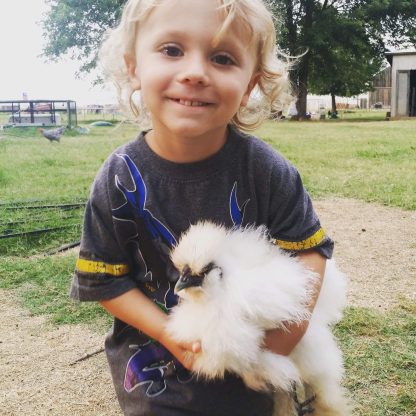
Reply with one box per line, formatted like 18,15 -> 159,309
0,0 -> 117,106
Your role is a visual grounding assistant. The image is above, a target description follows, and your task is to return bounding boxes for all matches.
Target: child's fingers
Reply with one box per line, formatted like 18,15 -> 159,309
180,340 -> 201,353
182,351 -> 194,369
178,341 -> 201,370
192,341 -> 201,353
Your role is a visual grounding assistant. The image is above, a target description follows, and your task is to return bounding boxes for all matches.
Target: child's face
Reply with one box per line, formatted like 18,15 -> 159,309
126,0 -> 259,141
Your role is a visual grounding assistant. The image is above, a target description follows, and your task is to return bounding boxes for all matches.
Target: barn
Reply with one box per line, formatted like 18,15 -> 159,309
386,50 -> 416,118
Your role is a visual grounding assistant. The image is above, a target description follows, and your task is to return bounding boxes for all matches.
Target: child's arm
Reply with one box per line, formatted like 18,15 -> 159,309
100,289 -> 201,369
263,250 -> 326,356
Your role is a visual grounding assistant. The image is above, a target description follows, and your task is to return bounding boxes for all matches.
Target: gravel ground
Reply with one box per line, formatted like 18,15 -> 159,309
1,198 -> 415,415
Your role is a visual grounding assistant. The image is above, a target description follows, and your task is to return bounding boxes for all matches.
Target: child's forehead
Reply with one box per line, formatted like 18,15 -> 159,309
138,0 -> 257,47
143,0 -> 238,26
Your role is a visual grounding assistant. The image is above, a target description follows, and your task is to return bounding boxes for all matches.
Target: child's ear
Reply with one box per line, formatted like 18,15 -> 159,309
124,53 -> 141,90
240,73 -> 260,107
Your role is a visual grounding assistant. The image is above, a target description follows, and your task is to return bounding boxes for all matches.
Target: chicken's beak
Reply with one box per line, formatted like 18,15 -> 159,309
174,268 -> 204,294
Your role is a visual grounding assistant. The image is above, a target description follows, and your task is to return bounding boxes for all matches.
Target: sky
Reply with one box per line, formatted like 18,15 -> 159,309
0,0 -> 117,106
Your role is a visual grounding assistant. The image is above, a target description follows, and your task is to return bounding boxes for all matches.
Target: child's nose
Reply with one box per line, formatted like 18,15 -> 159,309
176,56 -> 210,86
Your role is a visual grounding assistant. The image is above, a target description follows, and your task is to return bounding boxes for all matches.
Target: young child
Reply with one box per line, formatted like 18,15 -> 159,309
71,0 -> 334,415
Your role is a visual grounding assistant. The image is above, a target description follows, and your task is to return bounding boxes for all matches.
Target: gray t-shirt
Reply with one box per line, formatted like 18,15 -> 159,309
71,127 -> 333,416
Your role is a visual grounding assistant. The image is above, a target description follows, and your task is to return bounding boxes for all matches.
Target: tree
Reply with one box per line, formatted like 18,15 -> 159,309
42,0 -> 416,116
271,0 -> 416,118
307,10 -> 384,112
42,0 -> 126,75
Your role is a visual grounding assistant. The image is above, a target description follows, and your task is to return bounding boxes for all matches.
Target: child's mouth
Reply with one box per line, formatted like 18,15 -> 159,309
172,98 -> 210,107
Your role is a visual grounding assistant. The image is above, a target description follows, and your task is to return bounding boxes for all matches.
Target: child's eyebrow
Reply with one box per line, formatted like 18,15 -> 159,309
151,29 -> 242,47
151,29 -> 191,43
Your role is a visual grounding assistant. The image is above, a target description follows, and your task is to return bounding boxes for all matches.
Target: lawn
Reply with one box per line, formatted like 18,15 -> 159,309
256,119 -> 416,210
1,118 -> 415,415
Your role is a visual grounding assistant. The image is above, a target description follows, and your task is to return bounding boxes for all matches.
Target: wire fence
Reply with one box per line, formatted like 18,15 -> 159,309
0,200 -> 85,256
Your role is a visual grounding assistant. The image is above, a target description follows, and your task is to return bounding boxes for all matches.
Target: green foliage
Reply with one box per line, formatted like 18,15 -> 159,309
42,0 -> 127,74
271,0 -> 416,116
352,0 -> 416,48
307,10 -> 384,100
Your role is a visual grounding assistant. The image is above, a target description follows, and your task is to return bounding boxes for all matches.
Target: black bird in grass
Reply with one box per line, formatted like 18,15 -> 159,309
38,126 -> 66,143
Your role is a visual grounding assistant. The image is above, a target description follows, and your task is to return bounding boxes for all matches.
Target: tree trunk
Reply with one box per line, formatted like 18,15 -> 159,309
295,0 -> 314,120
331,93 -> 337,113
296,55 -> 310,119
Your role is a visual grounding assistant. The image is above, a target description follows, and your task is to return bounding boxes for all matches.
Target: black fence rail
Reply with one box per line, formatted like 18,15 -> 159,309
0,225 -> 75,239
0,200 -> 85,255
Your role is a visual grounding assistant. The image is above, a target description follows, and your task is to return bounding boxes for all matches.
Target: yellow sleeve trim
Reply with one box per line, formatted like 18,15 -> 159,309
272,227 -> 326,251
76,258 -> 129,277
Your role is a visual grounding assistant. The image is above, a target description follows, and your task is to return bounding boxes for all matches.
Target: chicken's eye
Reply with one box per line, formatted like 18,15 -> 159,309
182,265 -> 191,275
201,262 -> 215,275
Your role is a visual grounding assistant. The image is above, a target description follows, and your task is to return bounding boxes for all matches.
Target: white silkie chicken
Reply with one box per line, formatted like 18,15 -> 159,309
166,221 -> 350,416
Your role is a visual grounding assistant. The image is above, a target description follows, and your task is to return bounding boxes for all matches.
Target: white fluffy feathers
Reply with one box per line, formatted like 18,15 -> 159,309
166,221 -> 350,416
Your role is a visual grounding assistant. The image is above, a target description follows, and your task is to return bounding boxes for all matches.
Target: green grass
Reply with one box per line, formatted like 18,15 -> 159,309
0,253 -> 112,330
1,119 -> 415,210
256,119 -> 416,210
0,205 -> 83,256
328,109 -> 389,122
1,117 -> 415,415
0,123 -> 137,256
335,303 -> 416,415
0,124 -> 136,202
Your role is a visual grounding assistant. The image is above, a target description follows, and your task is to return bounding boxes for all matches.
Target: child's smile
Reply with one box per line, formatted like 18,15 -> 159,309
125,0 -> 259,162
168,96 -> 214,109
171,99 -> 210,108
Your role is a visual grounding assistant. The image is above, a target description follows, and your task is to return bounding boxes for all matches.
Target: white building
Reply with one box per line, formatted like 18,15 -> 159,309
306,94 -> 369,113
386,50 -> 416,118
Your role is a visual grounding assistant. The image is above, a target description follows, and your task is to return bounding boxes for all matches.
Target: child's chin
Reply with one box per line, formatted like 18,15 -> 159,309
167,123 -> 212,138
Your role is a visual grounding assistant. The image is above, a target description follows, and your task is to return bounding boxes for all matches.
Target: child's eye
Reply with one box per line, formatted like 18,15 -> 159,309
212,53 -> 235,66
161,45 -> 183,57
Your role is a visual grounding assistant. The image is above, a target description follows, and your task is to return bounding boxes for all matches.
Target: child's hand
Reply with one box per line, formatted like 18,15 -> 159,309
159,330 -> 201,370
99,289 -> 201,369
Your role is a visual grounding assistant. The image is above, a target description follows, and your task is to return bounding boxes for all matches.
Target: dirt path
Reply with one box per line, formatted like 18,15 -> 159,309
315,198 -> 415,310
1,198 -> 415,415
0,291 -> 121,416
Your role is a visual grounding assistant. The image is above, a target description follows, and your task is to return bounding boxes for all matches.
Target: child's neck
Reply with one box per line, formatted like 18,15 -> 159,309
145,127 -> 228,163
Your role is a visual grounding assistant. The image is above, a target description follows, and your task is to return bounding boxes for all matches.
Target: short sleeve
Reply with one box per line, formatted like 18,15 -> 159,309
70,161 -> 138,301
267,158 -> 334,259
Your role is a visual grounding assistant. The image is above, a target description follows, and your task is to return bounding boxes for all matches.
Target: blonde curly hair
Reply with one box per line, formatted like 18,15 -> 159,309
99,0 -> 291,130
